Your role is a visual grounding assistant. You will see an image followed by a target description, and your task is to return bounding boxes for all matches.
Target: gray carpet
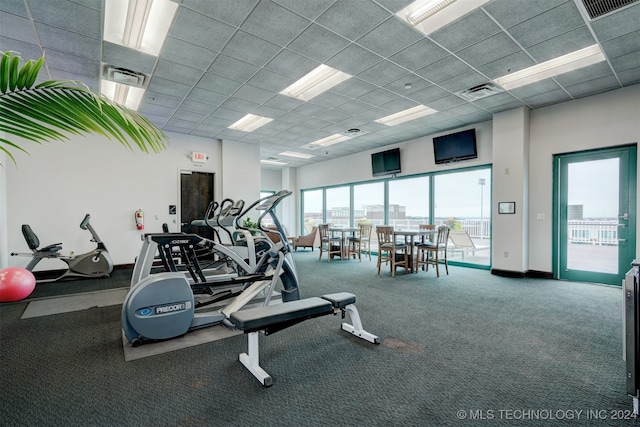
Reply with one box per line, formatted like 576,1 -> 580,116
0,250 -> 637,426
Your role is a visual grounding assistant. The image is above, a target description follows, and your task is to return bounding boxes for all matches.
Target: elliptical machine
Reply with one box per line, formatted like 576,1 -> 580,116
11,214 -> 114,283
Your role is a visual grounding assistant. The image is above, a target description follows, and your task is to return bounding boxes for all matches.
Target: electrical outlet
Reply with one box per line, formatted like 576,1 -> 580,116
505,168 -> 510,175
537,213 -> 545,220
503,251 -> 509,258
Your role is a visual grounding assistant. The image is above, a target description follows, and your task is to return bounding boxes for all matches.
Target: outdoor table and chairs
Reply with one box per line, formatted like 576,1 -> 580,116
329,226 -> 359,260
392,228 -> 438,274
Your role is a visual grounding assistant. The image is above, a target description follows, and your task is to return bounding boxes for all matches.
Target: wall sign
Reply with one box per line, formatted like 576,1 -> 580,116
498,202 -> 516,214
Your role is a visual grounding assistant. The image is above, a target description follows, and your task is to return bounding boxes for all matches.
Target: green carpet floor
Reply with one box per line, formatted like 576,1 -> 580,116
0,250 -> 636,426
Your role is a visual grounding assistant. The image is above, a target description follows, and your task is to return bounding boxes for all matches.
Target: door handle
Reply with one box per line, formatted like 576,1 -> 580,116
620,213 -> 629,220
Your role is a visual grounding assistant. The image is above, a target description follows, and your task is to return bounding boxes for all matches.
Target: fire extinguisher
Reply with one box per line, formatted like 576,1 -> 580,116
135,209 -> 144,230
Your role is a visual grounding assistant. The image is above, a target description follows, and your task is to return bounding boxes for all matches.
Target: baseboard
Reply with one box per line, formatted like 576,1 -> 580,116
491,269 -> 554,279
490,269 -> 525,278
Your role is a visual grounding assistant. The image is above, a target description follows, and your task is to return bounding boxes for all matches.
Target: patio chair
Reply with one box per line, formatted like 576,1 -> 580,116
375,225 -> 408,277
347,223 -> 373,262
449,230 -> 489,260
318,224 -> 343,262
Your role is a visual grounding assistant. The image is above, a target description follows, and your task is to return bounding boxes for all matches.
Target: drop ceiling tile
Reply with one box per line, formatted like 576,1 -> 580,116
484,0 -> 569,29
222,30 -> 282,67
601,30 -> 640,60
291,103 -> 330,117
298,117 -> 332,129
564,75 -> 621,98
437,70 -> 489,93
142,91 -> 183,109
274,111 -> 311,125
384,75 -> 432,95
266,49 -> 319,79
313,108 -> 349,123
477,51 -> 536,80
247,68 -> 294,93
483,100 -> 526,113
472,92 -> 521,109
521,88 -> 572,107
182,0 -> 259,27
273,0 -> 336,20
508,79 -> 562,99
264,93 -> 305,111
456,33 -> 521,68
232,84 -> 274,104
553,61 -> 613,86
356,17 -> 422,58
167,114 -> 202,126
507,1 -> 585,48
287,24 -> 350,62
305,90 -> 351,108
357,87 -> 399,106
0,0 -> 29,16
153,59 -> 203,86
29,0 -> 100,38
357,60 -> 408,86
220,96 -> 259,113
48,67 -> 99,91
197,73 -> 243,96
0,39 -> 42,65
180,99 -> 217,115
147,76 -> 193,99
407,85 -> 451,105
590,2 -> 640,41
326,43 -> 383,75
415,55 -> 470,83
610,51 -> 640,73
171,8 -> 236,51
430,10 -> 502,53
617,67 -> 640,85
333,99 -> 374,115
427,94 -> 469,111
138,103 -> 178,117
35,23 -> 101,61
440,102 -> 485,117
388,38 -> 450,71
456,111 -> 493,124
161,37 -> 218,71
202,115 -> 232,128
316,1 -> 390,41
41,49 -> 100,79
186,87 -> 228,106
526,26 -> 596,63
102,42 -> 157,74
331,77 -> 378,98
251,104 -> 288,119
0,11 -> 38,44
210,107 -> 245,122
240,0 -> 310,46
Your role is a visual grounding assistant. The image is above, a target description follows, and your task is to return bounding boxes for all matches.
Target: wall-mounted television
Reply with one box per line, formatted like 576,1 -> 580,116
371,147 -> 401,177
433,128 -> 477,164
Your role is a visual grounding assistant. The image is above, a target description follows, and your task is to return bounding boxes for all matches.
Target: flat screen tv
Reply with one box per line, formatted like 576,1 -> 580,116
433,129 -> 477,164
371,147 -> 401,177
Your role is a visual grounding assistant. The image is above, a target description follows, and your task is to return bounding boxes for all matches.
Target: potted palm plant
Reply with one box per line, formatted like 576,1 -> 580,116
0,51 -> 168,164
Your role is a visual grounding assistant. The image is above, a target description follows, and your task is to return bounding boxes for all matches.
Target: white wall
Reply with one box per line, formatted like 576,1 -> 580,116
528,84 -> 640,272
298,121 -> 493,189
295,85 -> 640,274
3,132 -> 261,268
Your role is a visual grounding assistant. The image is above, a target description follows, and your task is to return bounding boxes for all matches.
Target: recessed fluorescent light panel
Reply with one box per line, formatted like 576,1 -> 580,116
279,151 -> 314,159
280,65 -> 351,101
228,114 -> 273,132
100,79 -> 145,110
398,0 -> 491,35
375,105 -> 438,126
261,159 -> 288,166
104,0 -> 178,56
302,134 -> 352,150
494,45 -> 607,90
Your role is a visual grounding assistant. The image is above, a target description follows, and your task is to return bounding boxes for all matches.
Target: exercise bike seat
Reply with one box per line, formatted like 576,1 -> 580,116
21,224 -> 63,253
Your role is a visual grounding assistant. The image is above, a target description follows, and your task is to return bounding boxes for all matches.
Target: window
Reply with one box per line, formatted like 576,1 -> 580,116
388,176 -> 430,230
326,186 -> 350,227
302,189 -> 323,232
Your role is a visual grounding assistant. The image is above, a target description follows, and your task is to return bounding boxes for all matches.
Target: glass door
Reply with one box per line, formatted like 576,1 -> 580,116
554,146 -> 636,285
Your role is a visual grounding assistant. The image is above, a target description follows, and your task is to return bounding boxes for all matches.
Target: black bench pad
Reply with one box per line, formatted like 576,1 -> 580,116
229,297 -> 332,332
322,292 -> 355,308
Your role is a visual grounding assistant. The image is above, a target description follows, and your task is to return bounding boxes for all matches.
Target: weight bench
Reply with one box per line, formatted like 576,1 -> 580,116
228,292 -> 379,386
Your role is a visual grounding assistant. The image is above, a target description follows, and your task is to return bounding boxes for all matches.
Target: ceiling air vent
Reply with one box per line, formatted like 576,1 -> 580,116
342,128 -> 368,137
102,64 -> 149,88
458,83 -> 503,101
581,0 -> 638,19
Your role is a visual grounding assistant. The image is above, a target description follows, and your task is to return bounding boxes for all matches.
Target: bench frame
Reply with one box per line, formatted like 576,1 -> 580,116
231,292 -> 379,386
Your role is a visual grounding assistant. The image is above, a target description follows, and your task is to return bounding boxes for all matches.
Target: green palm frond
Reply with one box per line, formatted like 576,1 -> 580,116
0,51 -> 168,164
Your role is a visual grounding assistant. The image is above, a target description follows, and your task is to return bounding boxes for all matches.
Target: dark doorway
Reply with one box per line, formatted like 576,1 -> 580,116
180,171 -> 215,240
